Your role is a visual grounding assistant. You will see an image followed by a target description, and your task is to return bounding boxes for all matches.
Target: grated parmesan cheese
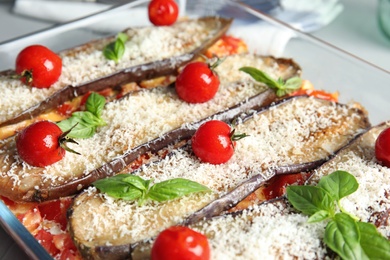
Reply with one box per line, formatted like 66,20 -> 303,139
311,122 -> 390,238
190,201 -> 328,260
0,18 -> 223,124
70,97 -> 367,248
0,53 -> 291,198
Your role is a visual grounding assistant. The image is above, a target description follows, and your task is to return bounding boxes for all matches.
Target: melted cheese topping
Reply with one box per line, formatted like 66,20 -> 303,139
0,18 -> 223,124
71,97 -> 367,246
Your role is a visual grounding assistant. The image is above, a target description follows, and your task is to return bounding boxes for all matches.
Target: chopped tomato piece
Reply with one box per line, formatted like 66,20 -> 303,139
1,195 -> 15,207
35,229 -> 60,256
57,103 -> 75,116
292,89 -> 339,102
17,207 -> 42,234
205,35 -> 248,58
53,233 -> 77,252
58,249 -> 82,260
38,197 -> 73,230
263,173 -> 311,200
291,80 -> 339,102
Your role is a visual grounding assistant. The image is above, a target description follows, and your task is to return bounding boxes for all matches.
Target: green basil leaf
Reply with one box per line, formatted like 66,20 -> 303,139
103,44 -> 119,62
71,111 -> 100,126
307,209 -> 331,223
318,171 -> 359,201
147,178 -> 211,202
117,32 -> 128,44
93,175 -> 143,201
284,77 -> 303,91
239,67 -> 280,90
357,221 -> 390,259
286,185 -> 334,216
57,116 -> 96,139
324,213 -> 369,260
103,33 -> 127,63
86,92 -> 106,118
123,175 -> 150,192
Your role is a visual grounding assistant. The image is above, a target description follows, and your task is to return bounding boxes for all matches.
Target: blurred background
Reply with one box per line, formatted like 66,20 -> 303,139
0,0 -> 389,70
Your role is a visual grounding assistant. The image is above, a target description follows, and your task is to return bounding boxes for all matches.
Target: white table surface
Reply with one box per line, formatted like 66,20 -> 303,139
0,0 -> 389,259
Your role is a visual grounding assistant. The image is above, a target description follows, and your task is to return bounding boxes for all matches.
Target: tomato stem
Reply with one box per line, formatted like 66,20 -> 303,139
209,57 -> 225,71
21,70 -> 34,85
59,124 -> 81,155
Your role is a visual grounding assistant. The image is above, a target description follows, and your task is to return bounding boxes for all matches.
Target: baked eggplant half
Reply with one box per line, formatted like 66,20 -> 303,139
68,96 -> 369,260
130,122 -> 390,260
0,17 -> 232,131
0,53 -> 302,202
309,121 -> 390,238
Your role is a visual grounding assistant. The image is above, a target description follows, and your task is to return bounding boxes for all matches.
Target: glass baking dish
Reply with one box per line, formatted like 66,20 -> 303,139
0,0 -> 389,259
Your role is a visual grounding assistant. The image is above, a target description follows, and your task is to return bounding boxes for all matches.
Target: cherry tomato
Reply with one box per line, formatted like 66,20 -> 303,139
375,127 -> 390,167
16,121 -> 66,167
176,61 -> 220,103
151,226 -> 210,260
148,0 -> 179,26
15,45 -> 62,89
192,120 -> 235,164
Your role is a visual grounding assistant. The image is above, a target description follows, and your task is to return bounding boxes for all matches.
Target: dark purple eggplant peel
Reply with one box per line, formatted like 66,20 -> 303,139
68,96 -> 370,260
0,17 -> 232,129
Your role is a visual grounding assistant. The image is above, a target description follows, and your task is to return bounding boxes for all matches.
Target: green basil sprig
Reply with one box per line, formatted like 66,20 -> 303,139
239,66 -> 302,97
57,92 -> 106,139
93,174 -> 211,205
286,171 -> 390,259
103,32 -> 128,63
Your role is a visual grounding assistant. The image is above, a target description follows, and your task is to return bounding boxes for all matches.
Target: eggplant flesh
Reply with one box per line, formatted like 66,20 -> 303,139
133,123 -> 390,260
68,96 -> 369,260
0,53 -> 300,202
0,17 -> 232,128
309,121 -> 390,238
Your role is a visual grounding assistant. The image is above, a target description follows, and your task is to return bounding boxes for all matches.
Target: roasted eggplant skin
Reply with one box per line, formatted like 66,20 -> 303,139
0,89 -> 278,202
0,17 -> 233,128
68,96 -> 370,260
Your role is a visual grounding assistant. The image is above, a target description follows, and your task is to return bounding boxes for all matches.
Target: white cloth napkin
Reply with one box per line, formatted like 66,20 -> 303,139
11,0 -> 343,56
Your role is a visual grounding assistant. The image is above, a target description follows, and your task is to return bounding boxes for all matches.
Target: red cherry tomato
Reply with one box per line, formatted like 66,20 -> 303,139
151,226 -> 210,260
375,127 -> 390,167
176,62 -> 220,103
16,121 -> 66,167
192,120 -> 235,164
15,45 -> 62,89
148,0 -> 179,26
